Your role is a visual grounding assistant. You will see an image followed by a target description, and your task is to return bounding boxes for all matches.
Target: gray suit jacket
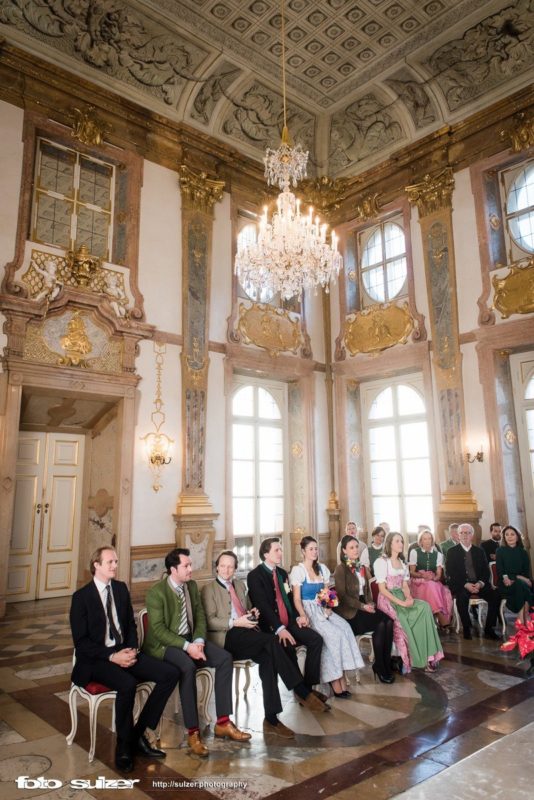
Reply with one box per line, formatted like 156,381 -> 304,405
201,579 -> 250,648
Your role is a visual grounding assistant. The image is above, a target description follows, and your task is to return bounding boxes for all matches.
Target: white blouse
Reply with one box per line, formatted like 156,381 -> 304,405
289,562 -> 330,586
374,557 -> 409,583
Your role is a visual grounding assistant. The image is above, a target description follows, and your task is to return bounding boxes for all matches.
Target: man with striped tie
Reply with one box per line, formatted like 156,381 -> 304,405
70,547 -> 179,772
143,548 -> 251,757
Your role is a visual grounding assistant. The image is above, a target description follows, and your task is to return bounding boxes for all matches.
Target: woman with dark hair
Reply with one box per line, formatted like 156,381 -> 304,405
496,525 -> 533,624
289,536 -> 364,698
334,535 -> 395,683
375,532 -> 444,674
361,526 -> 386,580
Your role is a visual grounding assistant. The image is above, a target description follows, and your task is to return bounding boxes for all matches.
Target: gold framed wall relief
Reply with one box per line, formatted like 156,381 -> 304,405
492,259 -> 534,318
343,303 -> 415,356
237,302 -> 303,357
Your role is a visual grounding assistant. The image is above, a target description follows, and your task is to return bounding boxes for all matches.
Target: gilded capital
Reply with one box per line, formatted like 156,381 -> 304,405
501,111 -> 534,153
298,176 -> 349,220
179,164 -> 225,215
405,168 -> 454,217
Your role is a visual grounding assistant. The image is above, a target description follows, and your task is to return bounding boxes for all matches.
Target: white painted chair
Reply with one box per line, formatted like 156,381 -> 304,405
232,659 -> 254,706
453,597 -> 488,634
66,653 -> 148,762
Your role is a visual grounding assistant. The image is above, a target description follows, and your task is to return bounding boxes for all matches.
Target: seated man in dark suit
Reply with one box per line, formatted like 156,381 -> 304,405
481,522 -> 502,562
202,551 -> 321,738
247,537 -> 328,711
142,547 -> 250,758
70,547 -> 179,772
445,523 -> 500,640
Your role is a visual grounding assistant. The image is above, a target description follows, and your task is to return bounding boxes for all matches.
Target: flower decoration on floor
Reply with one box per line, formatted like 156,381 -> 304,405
500,611 -> 534,674
317,587 -> 339,609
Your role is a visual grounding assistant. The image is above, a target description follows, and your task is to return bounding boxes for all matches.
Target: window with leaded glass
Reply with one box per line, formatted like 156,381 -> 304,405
32,138 -> 114,259
359,218 -> 408,307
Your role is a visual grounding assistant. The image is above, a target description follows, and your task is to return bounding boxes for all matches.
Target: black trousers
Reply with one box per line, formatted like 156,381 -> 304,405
454,585 -> 499,634
87,653 -> 179,751
344,608 -> 394,676
163,641 -> 233,729
283,622 -> 323,688
224,627 -> 306,717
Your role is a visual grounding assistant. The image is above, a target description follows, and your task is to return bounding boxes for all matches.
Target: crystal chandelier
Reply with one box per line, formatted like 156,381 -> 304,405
234,1 -> 343,301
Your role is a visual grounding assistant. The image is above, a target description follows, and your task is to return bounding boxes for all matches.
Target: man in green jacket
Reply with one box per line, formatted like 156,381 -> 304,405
143,547 -> 250,757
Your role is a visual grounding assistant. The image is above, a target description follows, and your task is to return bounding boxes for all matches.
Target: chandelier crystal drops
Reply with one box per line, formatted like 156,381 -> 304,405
234,4 -> 343,301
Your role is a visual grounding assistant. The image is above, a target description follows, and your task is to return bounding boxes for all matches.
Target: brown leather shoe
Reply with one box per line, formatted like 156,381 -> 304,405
214,720 -> 252,741
295,691 -> 331,712
263,719 -> 295,739
187,731 -> 208,757
312,689 -> 330,703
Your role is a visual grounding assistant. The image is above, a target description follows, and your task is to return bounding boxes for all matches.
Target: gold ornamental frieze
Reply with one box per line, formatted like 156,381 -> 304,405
355,193 -> 382,221
178,164 -> 225,215
343,303 -> 415,356
298,176 -> 349,219
237,302 -> 302,357
405,168 -> 454,218
492,257 -> 534,318
23,309 -> 122,372
500,111 -> 534,153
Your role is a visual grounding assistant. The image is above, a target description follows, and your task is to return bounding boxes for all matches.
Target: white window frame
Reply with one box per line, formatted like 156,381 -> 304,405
499,158 -> 534,263
510,352 -> 534,532
361,374 -> 434,540
358,214 -> 408,308
32,137 -> 115,260
229,375 -> 289,569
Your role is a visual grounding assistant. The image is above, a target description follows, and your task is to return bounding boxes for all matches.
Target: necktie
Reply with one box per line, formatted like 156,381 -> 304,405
105,585 -> 122,646
176,585 -> 190,637
273,569 -> 289,627
227,582 -> 247,617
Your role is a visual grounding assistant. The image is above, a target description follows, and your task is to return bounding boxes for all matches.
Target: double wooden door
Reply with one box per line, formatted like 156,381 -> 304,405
7,432 -> 85,601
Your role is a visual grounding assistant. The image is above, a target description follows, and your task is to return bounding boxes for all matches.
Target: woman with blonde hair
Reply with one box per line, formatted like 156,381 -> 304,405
409,529 -> 453,629
375,532 -> 444,674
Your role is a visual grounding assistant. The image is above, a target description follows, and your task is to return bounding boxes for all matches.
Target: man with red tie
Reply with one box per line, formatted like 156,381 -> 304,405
202,551 -> 321,738
246,538 -> 328,712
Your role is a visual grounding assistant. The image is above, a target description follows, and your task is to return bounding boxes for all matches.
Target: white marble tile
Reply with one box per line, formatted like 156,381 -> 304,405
15,662 -> 71,680
395,721 -> 534,799
0,720 -> 25,745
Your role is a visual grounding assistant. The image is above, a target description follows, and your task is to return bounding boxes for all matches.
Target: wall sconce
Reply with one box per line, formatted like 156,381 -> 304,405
466,447 -> 484,464
140,341 -> 174,492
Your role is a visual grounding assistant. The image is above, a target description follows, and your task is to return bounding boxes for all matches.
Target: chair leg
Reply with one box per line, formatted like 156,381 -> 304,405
453,600 -> 461,634
234,666 -> 241,708
88,696 -> 103,763
242,664 -> 251,697
66,687 -> 78,746
196,668 -> 214,725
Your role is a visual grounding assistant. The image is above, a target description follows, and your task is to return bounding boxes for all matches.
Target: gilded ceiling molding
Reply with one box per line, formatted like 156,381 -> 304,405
492,257 -> 534,318
178,164 -> 225,215
237,302 -> 302,358
354,193 -> 383,221
298,176 -> 350,221
500,111 -> 534,153
71,106 -> 111,146
343,303 -> 415,357
405,168 -> 455,218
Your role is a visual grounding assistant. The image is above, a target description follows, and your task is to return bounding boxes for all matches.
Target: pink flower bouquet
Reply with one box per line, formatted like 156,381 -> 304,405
316,587 -> 339,609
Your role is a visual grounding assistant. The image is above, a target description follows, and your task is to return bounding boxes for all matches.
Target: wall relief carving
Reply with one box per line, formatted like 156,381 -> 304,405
385,68 -> 438,130
492,257 -> 534,318
343,303 -> 415,356
23,309 -> 123,372
237,302 -> 303,357
425,1 -> 534,112
190,62 -> 242,125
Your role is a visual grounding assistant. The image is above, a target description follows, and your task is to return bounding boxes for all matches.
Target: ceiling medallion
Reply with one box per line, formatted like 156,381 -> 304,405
234,0 -> 343,301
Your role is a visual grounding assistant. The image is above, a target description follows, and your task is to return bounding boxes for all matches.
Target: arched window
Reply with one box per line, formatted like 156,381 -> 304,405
501,160 -> 534,261
359,219 -> 407,306
231,380 -> 286,570
362,378 -> 434,537
523,373 -> 534,492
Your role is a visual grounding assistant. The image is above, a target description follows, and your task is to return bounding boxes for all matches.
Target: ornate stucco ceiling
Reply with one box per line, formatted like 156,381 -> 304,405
1,0 -> 533,177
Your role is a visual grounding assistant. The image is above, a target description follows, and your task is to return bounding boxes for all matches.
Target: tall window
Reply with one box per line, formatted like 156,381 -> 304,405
501,160 -> 534,262
511,353 -> 534,530
362,378 -> 434,537
359,218 -> 407,307
32,138 -> 115,259
231,380 -> 286,570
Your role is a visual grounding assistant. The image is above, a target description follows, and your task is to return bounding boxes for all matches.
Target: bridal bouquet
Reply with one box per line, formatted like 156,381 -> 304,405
316,587 -> 339,609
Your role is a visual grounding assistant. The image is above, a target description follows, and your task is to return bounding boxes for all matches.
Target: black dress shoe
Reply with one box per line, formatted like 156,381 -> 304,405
463,630 -> 472,640
115,753 -> 134,773
137,734 -> 166,758
484,630 -> 500,641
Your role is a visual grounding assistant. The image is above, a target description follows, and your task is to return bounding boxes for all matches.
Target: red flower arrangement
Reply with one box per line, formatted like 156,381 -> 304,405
316,587 -> 339,609
500,611 -> 534,674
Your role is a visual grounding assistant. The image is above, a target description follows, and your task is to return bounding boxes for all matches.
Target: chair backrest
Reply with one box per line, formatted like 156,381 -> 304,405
137,608 -> 148,647
489,562 -> 497,588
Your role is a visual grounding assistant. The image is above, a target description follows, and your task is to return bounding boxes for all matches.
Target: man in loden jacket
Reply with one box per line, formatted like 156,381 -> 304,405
142,547 -> 250,757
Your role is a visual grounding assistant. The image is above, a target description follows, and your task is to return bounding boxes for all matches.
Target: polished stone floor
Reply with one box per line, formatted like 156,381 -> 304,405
1,597 -> 533,799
